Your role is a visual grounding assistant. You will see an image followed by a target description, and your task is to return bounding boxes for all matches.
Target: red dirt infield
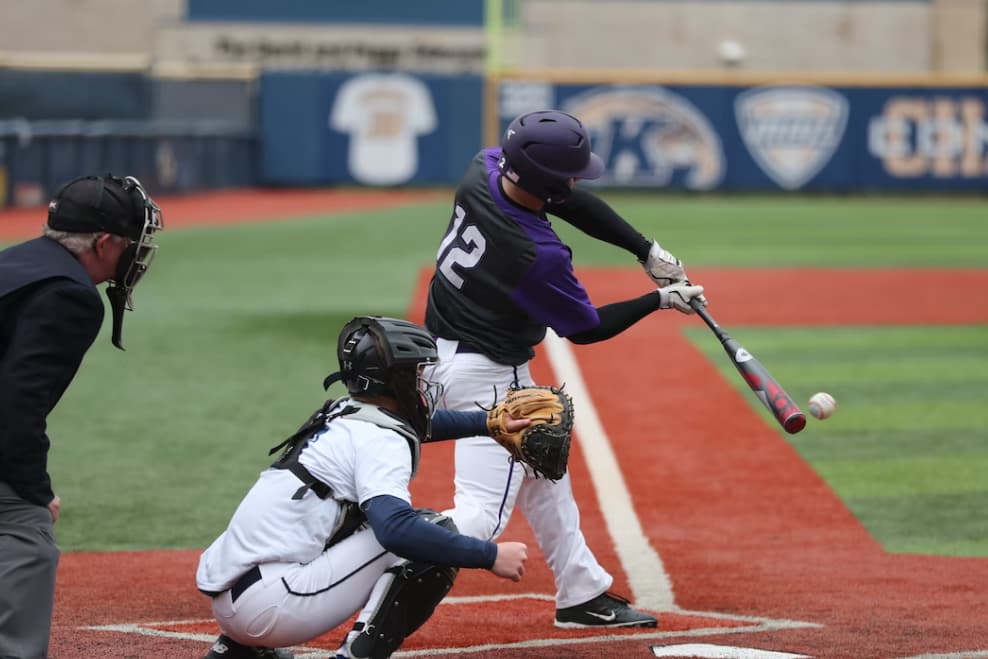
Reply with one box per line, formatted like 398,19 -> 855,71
0,188 -> 445,241
22,190 -> 988,658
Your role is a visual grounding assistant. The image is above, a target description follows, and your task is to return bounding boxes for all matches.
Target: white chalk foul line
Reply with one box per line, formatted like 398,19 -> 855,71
542,329 -> 675,612
82,604 -> 821,659
893,653 -> 988,659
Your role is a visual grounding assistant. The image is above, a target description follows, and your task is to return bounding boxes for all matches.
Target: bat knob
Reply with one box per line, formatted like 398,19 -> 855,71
783,413 -> 807,434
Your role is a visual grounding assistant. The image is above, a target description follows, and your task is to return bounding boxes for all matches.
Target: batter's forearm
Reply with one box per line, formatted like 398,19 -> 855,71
552,187 -> 651,259
565,292 -> 662,344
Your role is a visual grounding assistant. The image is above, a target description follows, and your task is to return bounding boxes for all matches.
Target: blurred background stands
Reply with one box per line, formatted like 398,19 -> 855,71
0,0 -> 986,207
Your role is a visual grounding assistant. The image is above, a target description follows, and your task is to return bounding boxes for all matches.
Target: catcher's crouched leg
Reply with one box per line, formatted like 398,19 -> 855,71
337,510 -> 459,659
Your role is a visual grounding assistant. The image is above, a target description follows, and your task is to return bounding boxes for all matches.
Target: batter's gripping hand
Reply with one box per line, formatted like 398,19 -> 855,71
658,281 -> 707,314
486,386 -> 574,481
642,239 -> 687,287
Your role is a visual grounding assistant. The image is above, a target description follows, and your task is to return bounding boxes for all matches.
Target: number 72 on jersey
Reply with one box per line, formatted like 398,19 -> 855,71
435,204 -> 487,289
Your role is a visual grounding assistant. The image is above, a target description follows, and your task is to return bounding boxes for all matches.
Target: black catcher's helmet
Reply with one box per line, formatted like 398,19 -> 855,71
498,109 -> 604,204
47,173 -> 164,350
323,316 -> 441,440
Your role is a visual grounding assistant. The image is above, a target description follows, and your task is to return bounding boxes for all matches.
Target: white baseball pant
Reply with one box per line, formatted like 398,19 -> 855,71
429,338 -> 612,608
209,526 -> 402,648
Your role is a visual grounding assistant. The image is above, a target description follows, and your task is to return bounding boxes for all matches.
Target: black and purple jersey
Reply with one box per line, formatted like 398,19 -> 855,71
425,148 -> 599,366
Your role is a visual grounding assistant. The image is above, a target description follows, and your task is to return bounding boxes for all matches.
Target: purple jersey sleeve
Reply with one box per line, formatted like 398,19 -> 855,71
510,247 -> 599,337
485,167 -> 600,337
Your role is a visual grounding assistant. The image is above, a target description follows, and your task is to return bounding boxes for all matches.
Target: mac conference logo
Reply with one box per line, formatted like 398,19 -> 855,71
736,86 -> 848,190
563,87 -> 725,190
868,96 -> 988,178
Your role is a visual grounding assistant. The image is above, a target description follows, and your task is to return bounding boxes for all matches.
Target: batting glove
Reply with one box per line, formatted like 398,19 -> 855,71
658,281 -> 706,315
642,240 -> 687,288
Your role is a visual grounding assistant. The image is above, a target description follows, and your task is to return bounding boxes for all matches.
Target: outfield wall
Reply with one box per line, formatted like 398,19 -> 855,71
489,72 -> 988,192
253,69 -> 988,192
2,69 -> 987,206
0,69 -> 256,207
1,2 -> 986,204
0,119 -> 254,208
258,71 -> 483,186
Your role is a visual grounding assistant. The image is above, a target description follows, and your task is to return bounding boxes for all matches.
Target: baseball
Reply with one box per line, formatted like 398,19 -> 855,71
717,39 -> 747,65
808,392 -> 836,420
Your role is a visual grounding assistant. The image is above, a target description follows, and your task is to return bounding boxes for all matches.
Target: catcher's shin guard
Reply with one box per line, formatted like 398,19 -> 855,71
338,511 -> 459,659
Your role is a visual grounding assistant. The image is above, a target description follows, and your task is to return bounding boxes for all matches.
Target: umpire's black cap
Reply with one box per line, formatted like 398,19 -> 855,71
47,174 -> 147,241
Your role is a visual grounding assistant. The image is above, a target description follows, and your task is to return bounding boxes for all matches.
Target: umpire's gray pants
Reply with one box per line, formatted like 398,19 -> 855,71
0,480 -> 59,659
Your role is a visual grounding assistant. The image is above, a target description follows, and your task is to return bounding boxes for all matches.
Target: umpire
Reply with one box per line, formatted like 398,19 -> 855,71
0,174 -> 164,658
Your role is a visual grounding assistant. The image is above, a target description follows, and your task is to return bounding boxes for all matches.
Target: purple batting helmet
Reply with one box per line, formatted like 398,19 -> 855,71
498,109 -> 604,204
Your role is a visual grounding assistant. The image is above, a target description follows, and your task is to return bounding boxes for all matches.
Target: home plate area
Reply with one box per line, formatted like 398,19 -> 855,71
83,593 -> 819,658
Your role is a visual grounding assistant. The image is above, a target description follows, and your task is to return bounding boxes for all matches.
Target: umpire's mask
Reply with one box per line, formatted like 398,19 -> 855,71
48,174 -> 165,349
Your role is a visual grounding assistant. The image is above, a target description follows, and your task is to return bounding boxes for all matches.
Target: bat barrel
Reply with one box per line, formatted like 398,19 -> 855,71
692,300 -> 806,436
783,412 -> 807,434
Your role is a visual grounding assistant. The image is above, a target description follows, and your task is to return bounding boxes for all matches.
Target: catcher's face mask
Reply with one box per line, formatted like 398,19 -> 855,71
324,316 -> 441,441
415,363 -> 444,440
105,176 -> 164,350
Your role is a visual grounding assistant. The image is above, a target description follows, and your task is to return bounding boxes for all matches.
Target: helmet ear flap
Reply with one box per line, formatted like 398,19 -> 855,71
337,324 -> 389,396
332,316 -> 439,397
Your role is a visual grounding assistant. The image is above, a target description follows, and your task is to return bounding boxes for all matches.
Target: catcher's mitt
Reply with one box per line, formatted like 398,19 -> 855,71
486,385 -> 574,480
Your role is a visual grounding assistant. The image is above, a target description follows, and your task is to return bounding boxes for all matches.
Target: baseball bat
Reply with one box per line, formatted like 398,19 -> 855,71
690,299 -> 806,434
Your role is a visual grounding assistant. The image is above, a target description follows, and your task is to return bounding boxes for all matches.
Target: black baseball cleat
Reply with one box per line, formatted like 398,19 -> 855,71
202,634 -> 294,659
554,591 -> 658,628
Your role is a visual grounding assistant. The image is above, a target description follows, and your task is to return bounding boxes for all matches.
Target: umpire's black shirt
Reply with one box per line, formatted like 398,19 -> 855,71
0,237 -> 103,506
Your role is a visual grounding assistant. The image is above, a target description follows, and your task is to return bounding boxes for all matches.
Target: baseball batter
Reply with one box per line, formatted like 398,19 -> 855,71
196,317 -> 528,659
424,109 -> 706,628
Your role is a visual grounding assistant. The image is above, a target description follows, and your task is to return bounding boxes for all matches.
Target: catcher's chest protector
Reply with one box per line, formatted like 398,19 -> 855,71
270,399 -> 423,489
268,400 -> 424,549
341,401 -> 423,476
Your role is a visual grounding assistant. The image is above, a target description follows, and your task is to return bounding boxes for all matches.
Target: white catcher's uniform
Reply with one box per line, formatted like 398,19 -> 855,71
196,408 -> 414,648
427,338 -> 612,608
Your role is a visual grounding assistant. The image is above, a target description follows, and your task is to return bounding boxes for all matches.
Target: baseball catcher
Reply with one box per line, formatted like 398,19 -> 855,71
196,316 -> 529,659
485,386 -> 574,481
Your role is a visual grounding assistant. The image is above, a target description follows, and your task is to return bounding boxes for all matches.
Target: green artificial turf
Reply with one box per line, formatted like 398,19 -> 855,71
564,193 -> 988,267
687,324 -> 988,557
